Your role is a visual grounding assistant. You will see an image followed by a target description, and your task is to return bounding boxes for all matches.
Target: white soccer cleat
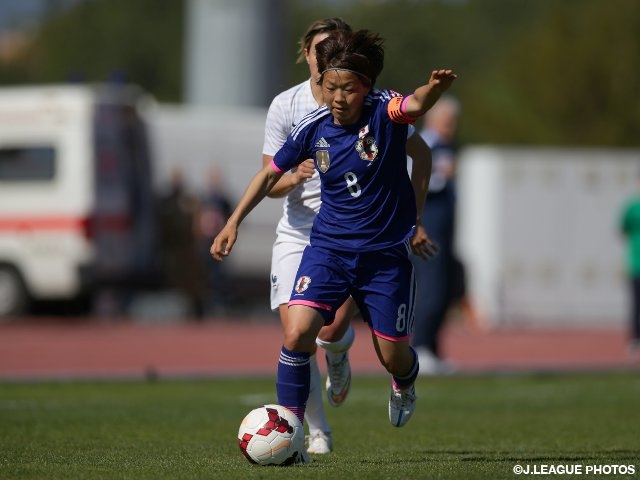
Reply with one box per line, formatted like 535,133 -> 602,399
388,384 -> 417,427
325,352 -> 351,407
306,430 -> 333,454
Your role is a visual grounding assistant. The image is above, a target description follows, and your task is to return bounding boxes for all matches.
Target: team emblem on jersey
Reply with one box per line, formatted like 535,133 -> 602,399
316,150 -> 330,173
294,275 -> 311,293
355,136 -> 378,161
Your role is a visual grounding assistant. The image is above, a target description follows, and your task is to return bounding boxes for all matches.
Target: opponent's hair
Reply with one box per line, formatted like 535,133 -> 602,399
315,29 -> 385,88
296,17 -> 352,64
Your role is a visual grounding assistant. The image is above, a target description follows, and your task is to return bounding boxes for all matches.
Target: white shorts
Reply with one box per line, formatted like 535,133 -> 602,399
270,238 -> 308,311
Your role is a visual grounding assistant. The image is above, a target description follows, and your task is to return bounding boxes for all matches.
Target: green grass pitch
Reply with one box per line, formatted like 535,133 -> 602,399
1,372 -> 638,479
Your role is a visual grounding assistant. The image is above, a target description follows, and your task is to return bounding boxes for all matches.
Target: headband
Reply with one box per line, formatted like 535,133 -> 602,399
321,67 -> 371,83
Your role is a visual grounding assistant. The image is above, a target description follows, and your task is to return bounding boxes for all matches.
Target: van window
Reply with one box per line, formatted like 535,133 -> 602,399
0,146 -> 56,181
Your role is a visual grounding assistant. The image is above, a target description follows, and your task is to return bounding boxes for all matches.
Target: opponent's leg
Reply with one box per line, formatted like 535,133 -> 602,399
305,354 -> 333,453
316,300 -> 356,406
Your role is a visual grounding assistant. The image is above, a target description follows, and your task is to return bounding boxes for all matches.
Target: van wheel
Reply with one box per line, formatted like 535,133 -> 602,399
0,267 -> 29,319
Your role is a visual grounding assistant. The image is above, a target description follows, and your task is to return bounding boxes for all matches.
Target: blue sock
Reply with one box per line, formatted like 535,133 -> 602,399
392,346 -> 419,390
276,346 -> 310,424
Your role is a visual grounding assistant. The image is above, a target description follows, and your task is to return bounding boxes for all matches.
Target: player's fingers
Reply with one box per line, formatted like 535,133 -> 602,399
422,241 -> 439,259
210,240 -> 222,261
211,235 -> 233,261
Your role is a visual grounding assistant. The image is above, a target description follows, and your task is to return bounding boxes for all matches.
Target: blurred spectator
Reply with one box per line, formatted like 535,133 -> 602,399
156,167 -> 204,317
619,175 -> 640,357
411,95 -> 462,375
196,166 -> 233,316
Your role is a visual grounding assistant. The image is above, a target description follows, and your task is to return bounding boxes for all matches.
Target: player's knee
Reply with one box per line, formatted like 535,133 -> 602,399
283,329 -> 311,352
283,319 -> 322,353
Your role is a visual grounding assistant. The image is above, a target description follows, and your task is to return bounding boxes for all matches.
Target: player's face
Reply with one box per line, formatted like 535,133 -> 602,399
305,33 -> 329,82
321,70 -> 369,126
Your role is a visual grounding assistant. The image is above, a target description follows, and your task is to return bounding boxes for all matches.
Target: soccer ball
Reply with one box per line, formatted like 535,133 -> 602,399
237,404 -> 305,466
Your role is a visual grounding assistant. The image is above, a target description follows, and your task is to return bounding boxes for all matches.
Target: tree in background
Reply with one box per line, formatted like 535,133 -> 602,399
0,0 -> 638,146
0,0 -> 184,102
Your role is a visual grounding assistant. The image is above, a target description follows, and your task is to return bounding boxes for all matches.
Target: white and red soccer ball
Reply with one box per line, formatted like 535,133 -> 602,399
237,404 -> 305,466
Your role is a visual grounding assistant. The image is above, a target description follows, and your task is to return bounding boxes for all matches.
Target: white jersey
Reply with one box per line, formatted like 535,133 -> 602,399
263,79 -> 322,244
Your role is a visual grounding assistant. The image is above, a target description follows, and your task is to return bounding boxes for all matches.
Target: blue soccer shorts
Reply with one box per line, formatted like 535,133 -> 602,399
288,242 -> 416,341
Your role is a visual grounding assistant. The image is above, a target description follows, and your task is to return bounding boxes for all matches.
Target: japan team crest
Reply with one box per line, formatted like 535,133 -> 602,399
316,150 -> 330,173
294,275 -> 311,293
355,136 -> 378,161
356,123 -> 378,161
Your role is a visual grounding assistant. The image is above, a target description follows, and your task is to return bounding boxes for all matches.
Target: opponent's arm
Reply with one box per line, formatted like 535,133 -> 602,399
210,164 -> 283,261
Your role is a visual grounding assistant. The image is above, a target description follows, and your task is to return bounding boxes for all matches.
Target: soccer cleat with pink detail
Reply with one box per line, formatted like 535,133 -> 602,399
325,352 -> 351,407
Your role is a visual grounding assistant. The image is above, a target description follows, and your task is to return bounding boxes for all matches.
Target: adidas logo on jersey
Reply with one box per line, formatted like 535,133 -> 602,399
315,137 -> 330,148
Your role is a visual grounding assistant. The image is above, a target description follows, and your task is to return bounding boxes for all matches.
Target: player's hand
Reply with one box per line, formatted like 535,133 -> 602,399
428,69 -> 457,94
410,224 -> 438,260
210,223 -> 238,261
291,159 -> 315,184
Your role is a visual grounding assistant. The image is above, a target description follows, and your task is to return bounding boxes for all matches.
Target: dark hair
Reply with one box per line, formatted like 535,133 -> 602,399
315,29 -> 385,88
296,17 -> 352,64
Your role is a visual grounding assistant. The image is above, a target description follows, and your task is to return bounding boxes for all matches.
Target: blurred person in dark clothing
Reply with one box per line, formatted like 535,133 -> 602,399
196,166 -> 233,316
157,167 -> 204,316
411,95 -> 460,374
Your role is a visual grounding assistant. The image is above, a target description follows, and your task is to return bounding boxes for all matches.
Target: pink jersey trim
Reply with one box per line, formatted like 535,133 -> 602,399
270,159 -> 286,174
289,299 -> 332,311
367,323 -> 411,342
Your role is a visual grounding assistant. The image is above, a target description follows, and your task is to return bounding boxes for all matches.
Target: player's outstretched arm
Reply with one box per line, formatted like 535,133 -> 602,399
210,164 -> 283,261
404,69 -> 457,118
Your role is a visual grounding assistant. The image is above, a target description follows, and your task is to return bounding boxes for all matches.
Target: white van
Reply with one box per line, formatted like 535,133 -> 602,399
0,84 -> 158,317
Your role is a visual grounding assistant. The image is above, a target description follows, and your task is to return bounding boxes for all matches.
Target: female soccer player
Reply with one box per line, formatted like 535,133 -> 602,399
262,18 -> 356,455
212,29 -> 456,460
263,18 -> 434,455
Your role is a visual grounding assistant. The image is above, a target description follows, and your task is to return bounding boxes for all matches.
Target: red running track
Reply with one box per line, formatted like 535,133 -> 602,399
0,318 -> 638,380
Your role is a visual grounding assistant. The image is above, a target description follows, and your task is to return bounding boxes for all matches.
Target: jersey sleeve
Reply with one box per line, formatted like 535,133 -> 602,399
263,93 -> 291,156
273,134 -> 306,173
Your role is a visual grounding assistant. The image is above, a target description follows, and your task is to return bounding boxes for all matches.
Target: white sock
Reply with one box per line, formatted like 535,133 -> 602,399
317,323 -> 355,364
304,353 -> 330,435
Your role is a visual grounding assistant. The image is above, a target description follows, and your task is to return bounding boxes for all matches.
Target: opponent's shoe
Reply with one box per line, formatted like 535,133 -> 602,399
388,384 -> 417,427
306,430 -> 333,454
325,352 -> 351,407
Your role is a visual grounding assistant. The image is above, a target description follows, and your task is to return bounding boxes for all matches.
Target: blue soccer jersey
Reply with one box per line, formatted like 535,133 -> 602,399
272,89 -> 417,252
